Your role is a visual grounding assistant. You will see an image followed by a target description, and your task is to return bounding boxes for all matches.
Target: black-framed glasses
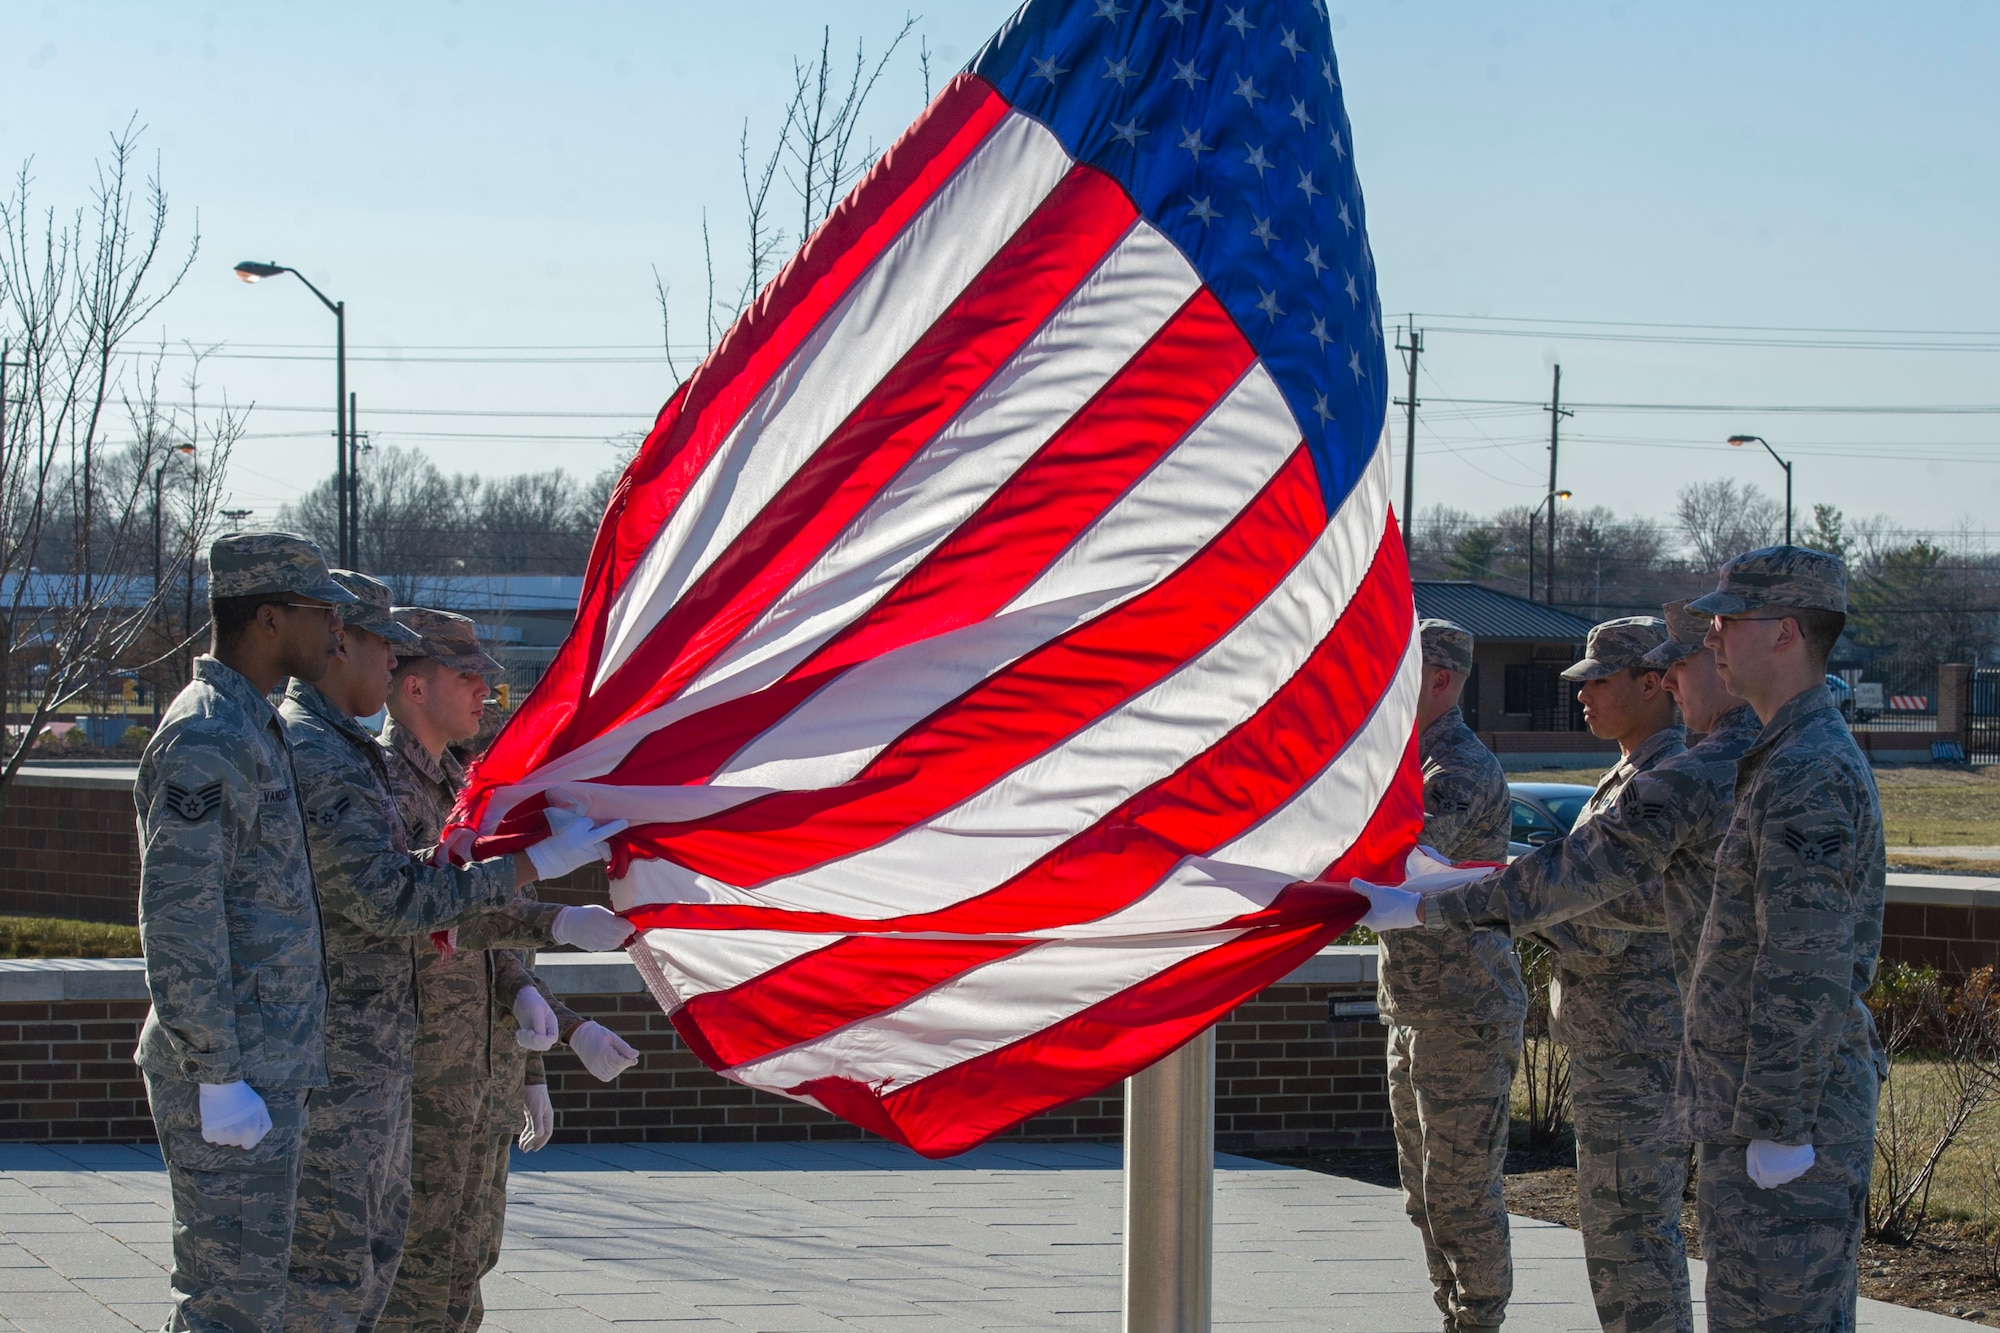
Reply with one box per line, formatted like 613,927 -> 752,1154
280,602 -> 344,622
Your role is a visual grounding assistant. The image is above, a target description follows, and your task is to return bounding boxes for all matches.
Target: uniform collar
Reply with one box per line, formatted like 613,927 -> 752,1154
381,714 -> 456,788
192,655 -> 280,728
284,677 -> 381,751
1418,705 -> 1466,758
1706,703 -> 1762,746
1594,724 -> 1684,802
1747,683 -> 1836,758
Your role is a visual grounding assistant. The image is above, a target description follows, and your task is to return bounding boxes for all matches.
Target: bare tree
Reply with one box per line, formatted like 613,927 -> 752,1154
660,20 -> 922,376
1675,478 -> 1781,573
0,123 -> 237,792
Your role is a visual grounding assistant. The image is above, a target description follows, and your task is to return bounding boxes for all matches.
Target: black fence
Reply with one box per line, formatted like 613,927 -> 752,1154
1840,663 -> 1940,733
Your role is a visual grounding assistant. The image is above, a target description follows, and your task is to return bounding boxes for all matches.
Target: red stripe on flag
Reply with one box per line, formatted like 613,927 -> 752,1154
602,287 -> 1254,788
569,167 -> 1140,751
789,915 -> 1358,1159
615,445 -> 1328,884
458,74 -> 1011,824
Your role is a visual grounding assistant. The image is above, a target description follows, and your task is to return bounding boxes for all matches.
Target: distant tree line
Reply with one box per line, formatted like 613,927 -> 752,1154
1408,479 -> 2000,671
276,445 -> 624,590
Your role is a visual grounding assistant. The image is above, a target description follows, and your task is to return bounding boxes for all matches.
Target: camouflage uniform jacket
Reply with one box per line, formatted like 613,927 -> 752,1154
135,656 -> 327,1088
279,680 -> 522,1080
1428,712 -> 1761,990
1377,706 -> 1525,1027
1684,685 -> 1886,1146
379,717 -> 571,1085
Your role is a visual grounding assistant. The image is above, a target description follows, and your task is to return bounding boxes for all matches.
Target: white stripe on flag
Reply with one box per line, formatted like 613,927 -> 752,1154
683,221 -> 1198,697
596,112 -> 1074,687
724,930 -> 1236,1090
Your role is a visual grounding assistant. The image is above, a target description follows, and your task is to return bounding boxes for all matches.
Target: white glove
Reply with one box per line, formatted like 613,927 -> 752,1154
512,986 -> 559,1052
1402,845 -> 1500,893
198,1080 -> 272,1150
569,1020 -> 639,1082
523,809 -> 630,881
519,1084 -> 554,1152
1746,1139 -> 1815,1189
1354,880 -> 1422,932
551,904 -> 636,952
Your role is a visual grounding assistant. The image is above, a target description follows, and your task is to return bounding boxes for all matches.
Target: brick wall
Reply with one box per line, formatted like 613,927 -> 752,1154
0,777 -> 141,924
0,954 -> 1392,1150
1880,894 -> 2000,974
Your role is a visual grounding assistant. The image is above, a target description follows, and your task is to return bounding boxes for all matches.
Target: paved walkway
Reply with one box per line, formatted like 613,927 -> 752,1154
0,1140 -> 1968,1331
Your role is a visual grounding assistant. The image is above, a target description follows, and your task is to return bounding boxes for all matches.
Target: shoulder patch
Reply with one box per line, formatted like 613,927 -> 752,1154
163,781 -> 224,823
1782,825 -> 1844,865
1636,798 -> 1668,822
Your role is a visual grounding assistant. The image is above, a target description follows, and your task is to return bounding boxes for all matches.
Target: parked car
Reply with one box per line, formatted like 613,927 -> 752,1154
1507,782 -> 1596,858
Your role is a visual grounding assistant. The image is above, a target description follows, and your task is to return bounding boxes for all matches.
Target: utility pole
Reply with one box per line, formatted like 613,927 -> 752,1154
1394,320 -> 1421,532
1544,365 -> 1572,607
348,391 -> 362,567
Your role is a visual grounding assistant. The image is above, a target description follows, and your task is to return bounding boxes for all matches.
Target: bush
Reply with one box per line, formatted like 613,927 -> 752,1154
121,724 -> 151,750
0,915 -> 142,958
1517,940 -> 1571,1146
1869,963 -> 2000,1243
61,725 -> 88,751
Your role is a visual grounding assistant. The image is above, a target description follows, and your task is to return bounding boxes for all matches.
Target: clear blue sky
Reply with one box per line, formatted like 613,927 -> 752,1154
7,1 -> 1998,540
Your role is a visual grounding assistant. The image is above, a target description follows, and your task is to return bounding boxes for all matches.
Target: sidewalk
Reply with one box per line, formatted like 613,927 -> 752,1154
0,1139 -> 1969,1331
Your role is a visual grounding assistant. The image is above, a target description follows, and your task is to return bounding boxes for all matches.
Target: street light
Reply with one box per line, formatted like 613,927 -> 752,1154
234,260 -> 354,565
151,442 -> 196,728
1728,434 -> 1793,545
1526,488 -> 1572,605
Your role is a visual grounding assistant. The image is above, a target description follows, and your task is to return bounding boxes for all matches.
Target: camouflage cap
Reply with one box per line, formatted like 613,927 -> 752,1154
1561,615 -> 1669,680
207,532 -> 356,604
1642,599 -> 1710,669
328,571 -> 419,644
390,606 -> 503,675
1418,619 -> 1474,675
1686,543 -> 1848,616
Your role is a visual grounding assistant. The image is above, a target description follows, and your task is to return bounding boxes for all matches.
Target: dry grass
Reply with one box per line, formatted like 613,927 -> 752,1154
1516,761 -> 2000,852
0,915 -> 141,958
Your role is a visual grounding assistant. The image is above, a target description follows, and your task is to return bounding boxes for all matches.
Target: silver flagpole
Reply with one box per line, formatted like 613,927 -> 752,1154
1122,1028 -> 1214,1332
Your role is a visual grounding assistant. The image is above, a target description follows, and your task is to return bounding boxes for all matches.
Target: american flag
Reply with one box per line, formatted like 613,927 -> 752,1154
456,0 -> 1419,1157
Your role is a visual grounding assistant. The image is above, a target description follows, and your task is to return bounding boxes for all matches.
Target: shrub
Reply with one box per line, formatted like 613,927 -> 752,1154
121,724 -> 151,750
0,915 -> 142,958
1869,963 -> 2000,1243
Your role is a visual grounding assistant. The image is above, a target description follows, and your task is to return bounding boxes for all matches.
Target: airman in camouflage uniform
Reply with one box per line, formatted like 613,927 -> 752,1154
1417,610 -> 1766,1333
1423,602 -> 1763,1002
1684,546 -> 1885,1331
1383,619 -> 1523,1333
136,533 -> 356,1332
375,609 -> 576,1333
279,573 -> 530,1332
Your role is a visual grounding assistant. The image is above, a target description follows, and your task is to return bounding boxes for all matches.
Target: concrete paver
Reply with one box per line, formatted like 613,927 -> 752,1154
0,1139 -> 1972,1329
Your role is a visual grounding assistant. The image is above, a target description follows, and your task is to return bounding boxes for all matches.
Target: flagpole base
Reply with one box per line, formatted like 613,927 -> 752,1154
1122,1028 -> 1214,1333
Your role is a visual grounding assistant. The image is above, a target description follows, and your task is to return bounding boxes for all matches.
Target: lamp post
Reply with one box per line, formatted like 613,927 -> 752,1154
233,260 -> 351,565
1727,434 -> 1792,544
1525,488 -> 1572,605
150,442 -> 196,727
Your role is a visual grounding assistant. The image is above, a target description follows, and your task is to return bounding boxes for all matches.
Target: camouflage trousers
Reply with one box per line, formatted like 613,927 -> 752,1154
1696,1138 -> 1870,1333
453,1068 -> 532,1331
284,1074 -> 414,1333
375,1078 -> 485,1333
144,1071 -> 311,1333
1554,934 -> 1691,1333
1387,1019 -> 1522,1332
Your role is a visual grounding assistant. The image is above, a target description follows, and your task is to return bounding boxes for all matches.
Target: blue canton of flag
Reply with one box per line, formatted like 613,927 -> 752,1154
972,0 -> 1386,510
